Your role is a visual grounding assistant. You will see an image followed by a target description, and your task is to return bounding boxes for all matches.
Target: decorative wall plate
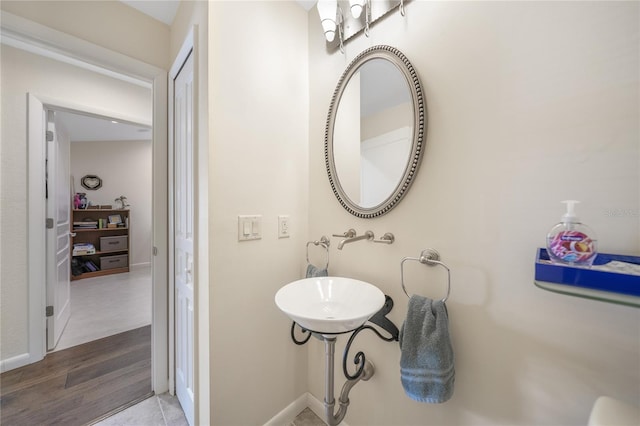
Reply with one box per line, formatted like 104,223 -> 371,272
81,174 -> 102,190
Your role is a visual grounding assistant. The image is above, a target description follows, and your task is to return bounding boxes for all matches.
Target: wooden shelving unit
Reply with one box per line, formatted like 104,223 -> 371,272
71,209 -> 130,281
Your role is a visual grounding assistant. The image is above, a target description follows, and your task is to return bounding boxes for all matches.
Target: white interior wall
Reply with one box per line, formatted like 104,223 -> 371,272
361,101 -> 411,141
0,44 -> 153,363
308,2 -> 639,425
208,1 -> 310,424
70,139 -> 152,267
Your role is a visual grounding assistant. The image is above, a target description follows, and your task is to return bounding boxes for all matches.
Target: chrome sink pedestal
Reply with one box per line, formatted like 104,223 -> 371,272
322,336 -> 374,426
286,295 -> 400,425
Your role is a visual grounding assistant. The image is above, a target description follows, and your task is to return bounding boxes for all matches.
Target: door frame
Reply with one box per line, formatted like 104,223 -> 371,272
12,12 -> 170,393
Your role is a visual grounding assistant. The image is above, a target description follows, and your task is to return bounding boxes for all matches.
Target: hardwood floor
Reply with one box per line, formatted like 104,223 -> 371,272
0,326 -> 152,426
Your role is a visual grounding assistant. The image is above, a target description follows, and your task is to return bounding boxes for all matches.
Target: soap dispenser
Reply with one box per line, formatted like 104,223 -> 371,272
547,200 -> 597,266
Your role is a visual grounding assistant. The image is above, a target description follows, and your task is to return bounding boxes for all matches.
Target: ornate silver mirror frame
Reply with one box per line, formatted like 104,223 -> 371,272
324,45 -> 426,218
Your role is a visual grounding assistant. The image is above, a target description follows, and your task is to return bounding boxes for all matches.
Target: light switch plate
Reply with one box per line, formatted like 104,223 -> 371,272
278,215 -> 290,238
238,215 -> 262,241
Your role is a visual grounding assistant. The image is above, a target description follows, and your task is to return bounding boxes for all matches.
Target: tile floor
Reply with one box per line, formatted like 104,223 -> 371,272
93,393 -> 188,426
53,266 -> 152,351
93,395 -> 325,426
290,408 -> 327,426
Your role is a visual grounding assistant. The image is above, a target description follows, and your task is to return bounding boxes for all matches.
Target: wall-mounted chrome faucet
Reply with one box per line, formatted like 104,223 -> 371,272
332,228 -> 357,239
374,232 -> 395,244
332,229 -> 395,249
337,230 -> 374,250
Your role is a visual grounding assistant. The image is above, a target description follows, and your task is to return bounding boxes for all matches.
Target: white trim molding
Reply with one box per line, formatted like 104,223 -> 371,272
0,353 -> 31,373
130,262 -> 152,270
263,393 -> 351,426
0,11 -> 156,86
263,393 -> 311,426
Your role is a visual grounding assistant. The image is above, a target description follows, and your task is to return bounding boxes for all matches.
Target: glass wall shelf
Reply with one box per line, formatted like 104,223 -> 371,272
534,248 -> 640,308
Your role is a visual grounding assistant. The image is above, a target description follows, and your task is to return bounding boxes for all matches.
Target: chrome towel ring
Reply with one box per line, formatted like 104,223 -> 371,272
306,236 -> 330,270
401,248 -> 451,302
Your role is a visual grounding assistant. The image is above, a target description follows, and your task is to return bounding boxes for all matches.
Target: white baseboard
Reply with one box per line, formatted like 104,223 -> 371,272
130,262 -> 151,270
264,392 -> 349,426
264,393 -> 309,426
306,393 -> 326,423
0,352 -> 31,373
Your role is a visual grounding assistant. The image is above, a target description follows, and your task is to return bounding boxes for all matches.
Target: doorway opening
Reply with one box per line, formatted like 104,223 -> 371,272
49,109 -> 153,352
0,103 -> 159,425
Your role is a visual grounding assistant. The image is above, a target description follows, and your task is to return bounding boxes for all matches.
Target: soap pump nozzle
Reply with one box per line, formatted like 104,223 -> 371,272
561,200 -> 580,224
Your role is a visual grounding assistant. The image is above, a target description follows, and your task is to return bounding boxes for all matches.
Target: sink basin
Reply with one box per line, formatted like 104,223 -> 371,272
275,277 -> 385,334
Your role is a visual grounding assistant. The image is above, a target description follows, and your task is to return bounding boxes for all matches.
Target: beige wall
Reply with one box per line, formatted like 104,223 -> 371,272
70,140 -> 152,267
0,45 -> 153,361
208,1 -> 309,424
309,2 -> 639,425
2,1 -> 638,425
0,0 -> 170,70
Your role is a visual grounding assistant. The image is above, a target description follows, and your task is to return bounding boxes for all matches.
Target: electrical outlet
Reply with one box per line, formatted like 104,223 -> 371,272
278,215 -> 290,238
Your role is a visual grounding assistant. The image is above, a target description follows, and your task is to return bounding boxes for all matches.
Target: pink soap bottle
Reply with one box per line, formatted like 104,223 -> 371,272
546,200 -> 598,266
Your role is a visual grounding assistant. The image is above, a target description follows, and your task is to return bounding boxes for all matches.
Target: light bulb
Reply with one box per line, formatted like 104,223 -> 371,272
349,0 -> 365,19
324,28 -> 336,42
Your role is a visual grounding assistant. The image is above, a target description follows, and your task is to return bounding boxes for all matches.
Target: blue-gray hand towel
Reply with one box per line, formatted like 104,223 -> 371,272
399,295 -> 454,403
306,264 -> 328,278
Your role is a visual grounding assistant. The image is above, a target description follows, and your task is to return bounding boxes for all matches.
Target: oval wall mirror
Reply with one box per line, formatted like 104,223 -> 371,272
325,45 -> 426,218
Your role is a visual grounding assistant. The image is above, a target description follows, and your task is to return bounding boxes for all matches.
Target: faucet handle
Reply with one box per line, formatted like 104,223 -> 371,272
332,228 -> 357,238
373,232 -> 395,244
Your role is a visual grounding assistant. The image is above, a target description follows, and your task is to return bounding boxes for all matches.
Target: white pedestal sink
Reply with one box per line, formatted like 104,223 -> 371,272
275,276 -> 386,334
275,276 -> 387,426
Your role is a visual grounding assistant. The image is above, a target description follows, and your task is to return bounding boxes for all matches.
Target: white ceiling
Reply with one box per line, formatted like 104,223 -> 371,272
56,111 -> 151,143
118,1 -> 315,26
119,0 -> 181,25
296,0 -> 317,11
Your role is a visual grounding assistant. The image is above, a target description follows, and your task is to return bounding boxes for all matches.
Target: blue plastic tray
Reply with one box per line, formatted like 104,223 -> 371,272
535,248 -> 640,297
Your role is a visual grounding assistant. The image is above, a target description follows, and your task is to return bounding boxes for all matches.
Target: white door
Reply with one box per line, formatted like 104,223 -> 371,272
46,110 -> 72,350
174,50 -> 195,426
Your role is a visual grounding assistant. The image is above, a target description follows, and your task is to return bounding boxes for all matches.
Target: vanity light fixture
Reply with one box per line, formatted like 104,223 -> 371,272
348,0 -> 371,37
317,0 -> 340,43
317,0 -> 408,53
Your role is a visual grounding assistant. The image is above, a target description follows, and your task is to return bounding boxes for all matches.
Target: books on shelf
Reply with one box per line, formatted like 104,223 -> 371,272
73,242 -> 95,256
71,258 -> 100,275
73,218 -> 114,229
84,260 -> 99,272
73,221 -> 98,230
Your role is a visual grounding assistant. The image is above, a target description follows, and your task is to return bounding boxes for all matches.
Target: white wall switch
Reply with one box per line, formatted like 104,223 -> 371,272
238,215 -> 262,241
278,215 -> 290,239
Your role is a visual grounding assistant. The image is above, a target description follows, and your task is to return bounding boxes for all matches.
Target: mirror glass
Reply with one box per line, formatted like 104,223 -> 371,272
325,46 -> 425,218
